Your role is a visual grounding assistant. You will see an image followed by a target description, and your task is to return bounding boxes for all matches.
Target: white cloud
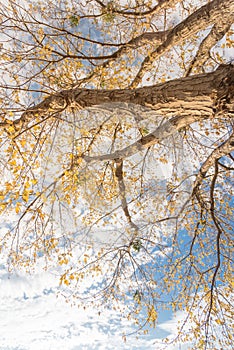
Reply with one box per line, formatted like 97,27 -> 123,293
0,264 -> 162,350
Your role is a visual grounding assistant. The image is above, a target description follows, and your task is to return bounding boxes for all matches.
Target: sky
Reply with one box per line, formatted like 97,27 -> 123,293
0,262 -> 191,350
0,3 -> 187,347
0,1 -> 233,349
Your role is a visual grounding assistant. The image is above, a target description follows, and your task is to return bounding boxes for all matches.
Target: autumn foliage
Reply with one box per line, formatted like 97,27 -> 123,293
0,0 -> 233,348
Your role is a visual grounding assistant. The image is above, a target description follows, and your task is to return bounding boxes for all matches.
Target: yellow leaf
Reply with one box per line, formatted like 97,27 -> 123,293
15,202 -> 21,214
148,305 -> 157,326
5,182 -> 13,191
77,157 -> 83,165
20,139 -> 27,147
22,190 -> 29,202
24,181 -> 30,189
215,318 -> 224,325
7,125 -> 15,133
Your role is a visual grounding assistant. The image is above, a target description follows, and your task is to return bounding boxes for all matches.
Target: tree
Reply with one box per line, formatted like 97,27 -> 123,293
0,0 -> 233,348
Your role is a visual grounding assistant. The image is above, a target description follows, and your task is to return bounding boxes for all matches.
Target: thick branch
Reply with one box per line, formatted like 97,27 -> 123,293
115,159 -> 139,231
83,115 -> 213,162
1,64 -> 232,131
131,0 -> 234,87
50,30 -> 169,63
71,30 -> 169,87
186,19 -> 233,76
91,30 -> 168,66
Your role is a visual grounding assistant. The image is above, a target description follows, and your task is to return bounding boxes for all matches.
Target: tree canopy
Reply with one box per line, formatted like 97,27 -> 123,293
0,0 -> 233,348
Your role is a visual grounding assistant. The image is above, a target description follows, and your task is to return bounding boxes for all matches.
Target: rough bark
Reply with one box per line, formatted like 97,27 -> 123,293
185,19 -> 233,76
2,63 -> 232,130
131,0 -> 234,87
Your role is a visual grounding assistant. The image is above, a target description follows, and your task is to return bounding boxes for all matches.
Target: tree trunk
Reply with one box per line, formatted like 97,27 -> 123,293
2,64 -> 233,129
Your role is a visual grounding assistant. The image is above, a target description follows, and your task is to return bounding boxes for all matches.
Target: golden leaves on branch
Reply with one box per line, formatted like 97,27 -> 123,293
147,305 -> 157,327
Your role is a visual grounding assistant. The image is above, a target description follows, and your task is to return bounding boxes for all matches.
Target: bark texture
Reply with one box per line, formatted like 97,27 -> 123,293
186,19 -> 233,76
3,63 -> 232,130
131,0 -> 234,87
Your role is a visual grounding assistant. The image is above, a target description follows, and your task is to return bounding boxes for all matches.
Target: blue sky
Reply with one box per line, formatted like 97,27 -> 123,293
0,1 -> 233,349
0,262 -> 190,350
